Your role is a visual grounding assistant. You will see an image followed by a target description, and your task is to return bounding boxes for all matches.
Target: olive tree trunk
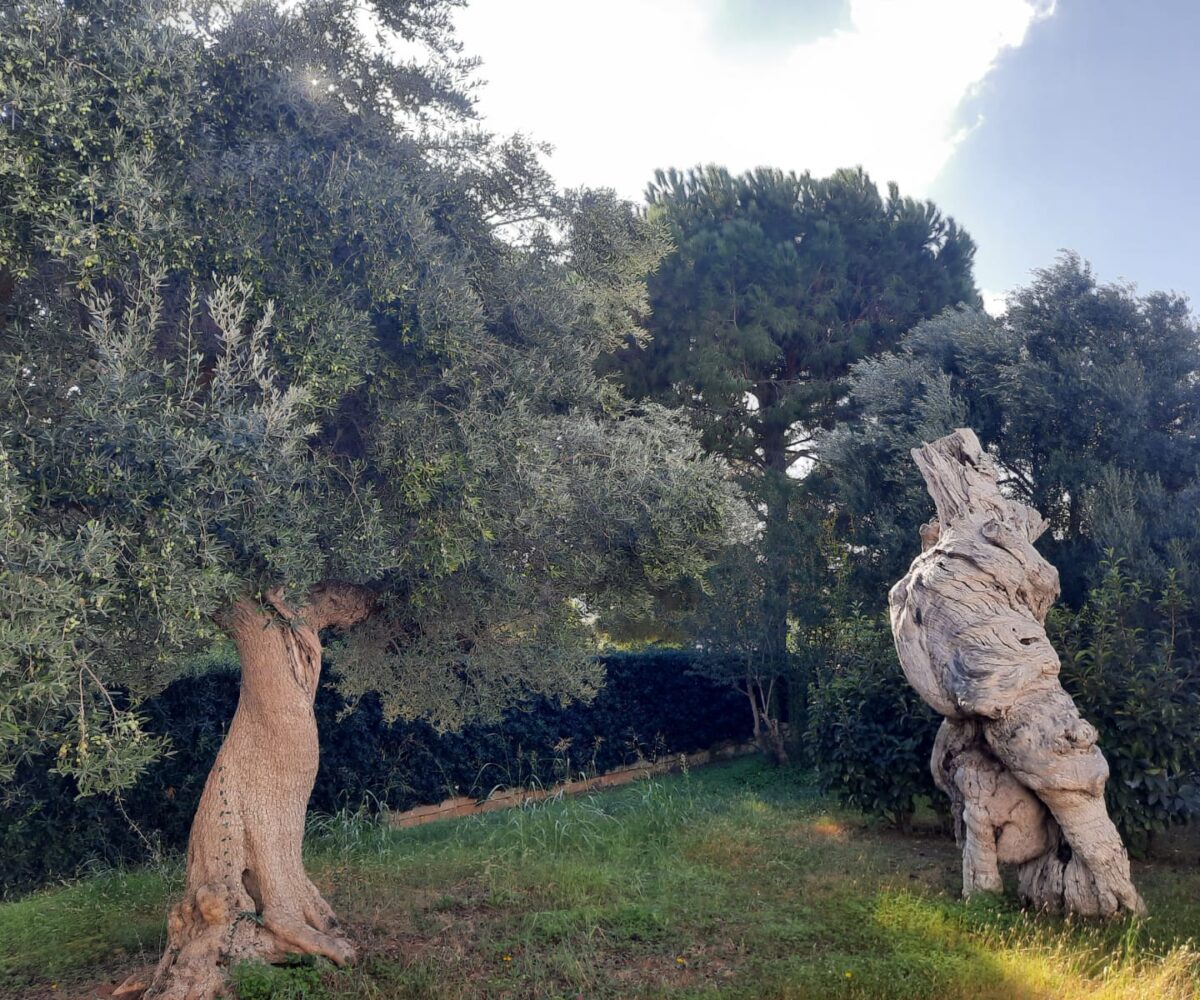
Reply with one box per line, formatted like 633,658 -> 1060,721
146,584 -> 373,1000
889,429 -> 1143,917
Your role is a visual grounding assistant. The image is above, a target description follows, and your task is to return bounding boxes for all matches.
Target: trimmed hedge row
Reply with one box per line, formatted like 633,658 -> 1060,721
0,650 -> 750,896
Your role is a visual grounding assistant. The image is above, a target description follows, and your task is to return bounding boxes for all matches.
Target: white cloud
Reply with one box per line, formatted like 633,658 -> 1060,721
980,288 -> 1008,316
454,0 -> 1054,200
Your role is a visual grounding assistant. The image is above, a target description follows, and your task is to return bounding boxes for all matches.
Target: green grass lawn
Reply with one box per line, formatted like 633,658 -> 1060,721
2,759 -> 1198,999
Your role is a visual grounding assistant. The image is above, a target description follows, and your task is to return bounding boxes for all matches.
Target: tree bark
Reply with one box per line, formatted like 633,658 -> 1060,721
0,265 -> 13,331
753,678 -> 790,766
746,679 -> 763,747
760,444 -> 792,670
759,431 -> 794,763
890,429 -> 1143,917
743,673 -> 789,765
146,583 -> 374,1000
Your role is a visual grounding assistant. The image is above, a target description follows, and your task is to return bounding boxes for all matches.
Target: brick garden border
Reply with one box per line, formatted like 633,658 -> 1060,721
387,738 -> 760,829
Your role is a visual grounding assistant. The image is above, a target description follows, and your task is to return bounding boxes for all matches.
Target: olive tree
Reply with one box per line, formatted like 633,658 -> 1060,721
0,2 -> 741,996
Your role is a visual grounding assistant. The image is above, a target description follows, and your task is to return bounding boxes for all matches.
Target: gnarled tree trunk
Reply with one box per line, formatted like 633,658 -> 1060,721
145,583 -> 374,1000
889,429 -> 1143,917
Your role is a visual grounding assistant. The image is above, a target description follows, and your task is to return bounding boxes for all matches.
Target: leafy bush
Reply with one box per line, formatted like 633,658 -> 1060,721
803,562 -> 1200,848
1052,561 -> 1200,852
0,649 -> 750,895
806,613 -> 939,828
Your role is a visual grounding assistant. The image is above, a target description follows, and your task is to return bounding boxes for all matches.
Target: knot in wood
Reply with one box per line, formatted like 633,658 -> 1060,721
194,884 -> 229,925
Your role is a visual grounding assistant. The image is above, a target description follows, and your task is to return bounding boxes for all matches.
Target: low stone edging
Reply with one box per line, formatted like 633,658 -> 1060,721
386,738 -> 759,829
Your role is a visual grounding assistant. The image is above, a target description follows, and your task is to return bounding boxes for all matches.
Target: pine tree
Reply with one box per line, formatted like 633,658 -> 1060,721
613,165 -> 977,681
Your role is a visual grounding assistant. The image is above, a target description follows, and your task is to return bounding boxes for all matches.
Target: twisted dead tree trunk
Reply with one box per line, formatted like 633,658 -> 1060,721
145,583 -> 375,1000
889,429 -> 1143,917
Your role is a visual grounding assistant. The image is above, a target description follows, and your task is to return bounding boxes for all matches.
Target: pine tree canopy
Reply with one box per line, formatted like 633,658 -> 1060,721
610,163 -> 978,663
614,164 -> 979,474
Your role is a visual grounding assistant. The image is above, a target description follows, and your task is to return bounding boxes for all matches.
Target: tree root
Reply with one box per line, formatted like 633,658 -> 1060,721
147,871 -> 353,1000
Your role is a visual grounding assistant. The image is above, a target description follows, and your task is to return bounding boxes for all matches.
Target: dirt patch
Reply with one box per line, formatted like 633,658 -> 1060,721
806,818 -> 852,843
683,833 -> 766,871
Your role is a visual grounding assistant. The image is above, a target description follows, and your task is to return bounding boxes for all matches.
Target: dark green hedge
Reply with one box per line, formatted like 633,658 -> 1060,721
0,650 -> 750,896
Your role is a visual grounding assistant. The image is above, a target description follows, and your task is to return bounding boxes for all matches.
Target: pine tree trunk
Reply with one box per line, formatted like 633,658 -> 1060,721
761,458 -> 792,670
759,435 -> 794,764
761,720 -> 790,767
146,584 -> 373,1000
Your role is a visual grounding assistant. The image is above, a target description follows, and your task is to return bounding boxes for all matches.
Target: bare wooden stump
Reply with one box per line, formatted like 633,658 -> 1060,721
889,428 -> 1143,916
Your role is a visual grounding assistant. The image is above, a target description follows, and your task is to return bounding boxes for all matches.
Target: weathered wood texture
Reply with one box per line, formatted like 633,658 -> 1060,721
889,428 -> 1143,916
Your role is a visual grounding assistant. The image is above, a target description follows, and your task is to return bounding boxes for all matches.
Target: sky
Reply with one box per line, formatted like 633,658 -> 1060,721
453,0 -> 1199,313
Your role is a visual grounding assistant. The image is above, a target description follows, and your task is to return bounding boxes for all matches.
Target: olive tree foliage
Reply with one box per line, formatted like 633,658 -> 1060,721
824,254 -> 1200,606
0,0 -> 742,791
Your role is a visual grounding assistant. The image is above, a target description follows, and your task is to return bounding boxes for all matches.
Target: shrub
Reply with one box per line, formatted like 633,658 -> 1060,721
805,562 -> 1200,848
1052,561 -> 1200,853
806,613 -> 939,828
